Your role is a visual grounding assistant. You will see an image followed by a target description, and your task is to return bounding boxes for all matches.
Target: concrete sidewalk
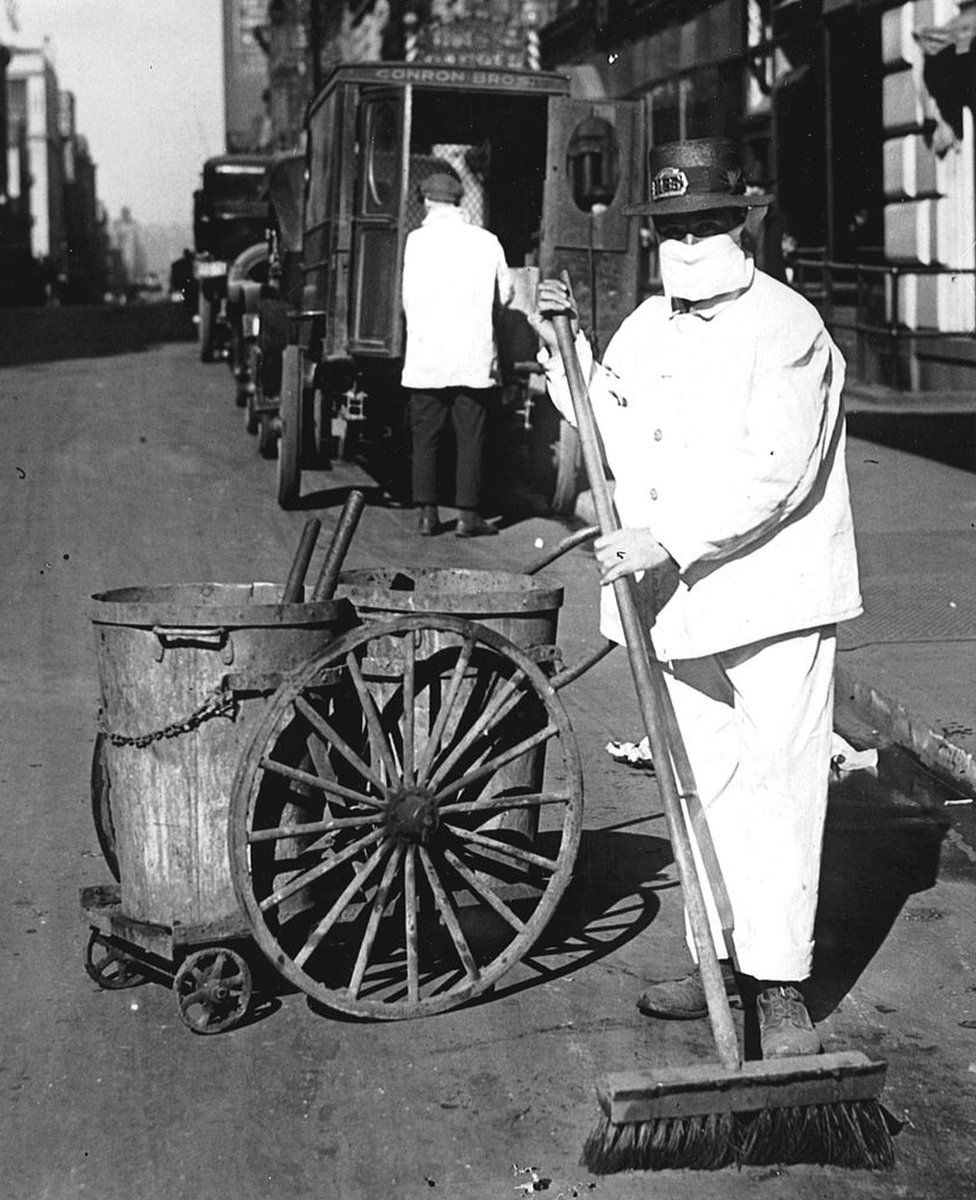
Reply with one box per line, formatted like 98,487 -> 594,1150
838,435 -> 976,813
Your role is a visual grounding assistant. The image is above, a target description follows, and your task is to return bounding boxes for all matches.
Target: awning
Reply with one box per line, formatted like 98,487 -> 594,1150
914,9 -> 975,57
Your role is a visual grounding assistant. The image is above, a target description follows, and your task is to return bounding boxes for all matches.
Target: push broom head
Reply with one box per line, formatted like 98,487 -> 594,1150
582,1050 -> 895,1173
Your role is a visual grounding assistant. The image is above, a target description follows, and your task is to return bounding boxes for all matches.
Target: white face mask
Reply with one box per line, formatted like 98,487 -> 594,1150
658,228 -> 753,302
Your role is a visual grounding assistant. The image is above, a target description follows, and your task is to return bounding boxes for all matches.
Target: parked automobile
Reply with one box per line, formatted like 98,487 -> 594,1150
192,154 -> 272,362
239,152 -> 306,451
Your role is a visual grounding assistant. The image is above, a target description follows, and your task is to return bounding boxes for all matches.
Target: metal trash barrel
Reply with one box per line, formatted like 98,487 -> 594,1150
335,568 -> 564,837
335,567 -> 563,649
90,582 -> 353,932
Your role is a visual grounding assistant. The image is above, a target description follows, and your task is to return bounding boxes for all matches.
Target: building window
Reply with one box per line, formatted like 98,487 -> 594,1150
648,64 -> 740,144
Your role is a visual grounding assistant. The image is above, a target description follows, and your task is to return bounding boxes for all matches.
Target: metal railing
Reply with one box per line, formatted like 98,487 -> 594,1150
789,254 -> 976,389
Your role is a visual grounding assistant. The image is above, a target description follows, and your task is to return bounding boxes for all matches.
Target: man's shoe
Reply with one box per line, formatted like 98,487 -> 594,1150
455,513 -> 498,538
417,506 -> 439,537
637,963 -> 740,1021
756,984 -> 822,1058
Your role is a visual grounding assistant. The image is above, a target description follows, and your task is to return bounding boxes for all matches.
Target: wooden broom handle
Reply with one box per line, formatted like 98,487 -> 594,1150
552,311 -> 741,1072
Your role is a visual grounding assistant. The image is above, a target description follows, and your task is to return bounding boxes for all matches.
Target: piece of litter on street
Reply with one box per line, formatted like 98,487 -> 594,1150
129,1003 -> 139,1011
830,732 -> 878,776
605,735 -> 654,770
514,1174 -> 552,1195
533,537 -> 545,549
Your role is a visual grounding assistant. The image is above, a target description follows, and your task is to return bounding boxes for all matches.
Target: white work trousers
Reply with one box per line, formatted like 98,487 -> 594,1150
664,625 -> 836,982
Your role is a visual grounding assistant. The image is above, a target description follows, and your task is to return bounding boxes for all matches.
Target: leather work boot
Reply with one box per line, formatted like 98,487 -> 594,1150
417,505 -> 439,536
455,511 -> 498,538
756,984 -> 823,1058
636,962 -> 740,1021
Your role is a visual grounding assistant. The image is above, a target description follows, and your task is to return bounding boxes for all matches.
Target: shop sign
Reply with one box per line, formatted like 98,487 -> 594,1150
415,16 -> 527,70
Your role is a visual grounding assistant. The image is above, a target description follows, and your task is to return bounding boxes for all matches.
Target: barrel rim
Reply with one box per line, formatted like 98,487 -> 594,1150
335,566 -> 564,615
90,582 -> 355,629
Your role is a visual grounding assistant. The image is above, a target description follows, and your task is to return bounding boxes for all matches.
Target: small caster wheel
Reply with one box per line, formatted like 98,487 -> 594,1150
85,930 -> 148,990
244,387 -> 259,435
258,412 -> 278,459
173,947 -> 252,1035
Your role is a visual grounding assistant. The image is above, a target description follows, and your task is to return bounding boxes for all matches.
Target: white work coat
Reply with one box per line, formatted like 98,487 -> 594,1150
400,206 -> 513,391
542,268 -> 862,661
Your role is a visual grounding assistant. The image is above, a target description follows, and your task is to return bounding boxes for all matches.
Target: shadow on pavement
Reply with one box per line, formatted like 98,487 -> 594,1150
300,825 -> 673,1024
807,755 -> 950,1022
486,824 -> 675,1003
295,483 -> 392,511
848,410 -> 976,474
0,304 -> 194,366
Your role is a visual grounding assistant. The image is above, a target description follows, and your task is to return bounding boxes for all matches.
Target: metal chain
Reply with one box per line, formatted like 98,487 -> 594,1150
96,683 -> 238,748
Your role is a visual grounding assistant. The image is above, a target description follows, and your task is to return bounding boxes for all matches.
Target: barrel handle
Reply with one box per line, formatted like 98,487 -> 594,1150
151,626 -> 234,665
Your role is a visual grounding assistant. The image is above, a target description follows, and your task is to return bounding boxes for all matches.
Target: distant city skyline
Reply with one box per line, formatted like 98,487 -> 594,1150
5,1 -> 226,230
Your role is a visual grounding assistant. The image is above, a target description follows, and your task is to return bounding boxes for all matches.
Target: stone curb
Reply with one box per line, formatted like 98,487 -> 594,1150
835,662 -> 976,799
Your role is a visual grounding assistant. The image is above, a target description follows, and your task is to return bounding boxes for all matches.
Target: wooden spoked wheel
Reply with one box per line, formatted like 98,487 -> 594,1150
229,614 -> 583,1019
198,292 -> 215,362
244,343 -> 260,434
276,344 -> 303,509
550,418 -> 582,516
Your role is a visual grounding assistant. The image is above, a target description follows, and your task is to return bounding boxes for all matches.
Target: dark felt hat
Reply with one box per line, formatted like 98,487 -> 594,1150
419,171 -> 464,203
623,137 -> 774,216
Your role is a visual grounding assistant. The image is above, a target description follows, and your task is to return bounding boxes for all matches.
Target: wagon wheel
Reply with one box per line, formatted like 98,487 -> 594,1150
90,733 -> 120,881
232,337 -> 249,406
258,412 -> 278,459
85,931 -> 148,990
173,947 -> 252,1035
276,344 -> 303,508
229,614 -> 583,1020
244,343 -> 261,434
312,386 -> 334,467
550,418 -> 582,516
198,292 -> 215,363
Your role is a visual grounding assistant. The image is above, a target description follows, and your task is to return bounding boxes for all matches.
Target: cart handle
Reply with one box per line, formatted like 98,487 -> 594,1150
522,525 -> 617,687
522,524 -> 599,576
312,489 -> 367,602
549,639 -> 616,691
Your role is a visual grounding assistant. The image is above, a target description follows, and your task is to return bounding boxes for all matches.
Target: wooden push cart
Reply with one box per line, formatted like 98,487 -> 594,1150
82,529 -> 612,1031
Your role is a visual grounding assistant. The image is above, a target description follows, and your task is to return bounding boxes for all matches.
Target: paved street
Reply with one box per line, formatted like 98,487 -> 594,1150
1,331 -> 974,1200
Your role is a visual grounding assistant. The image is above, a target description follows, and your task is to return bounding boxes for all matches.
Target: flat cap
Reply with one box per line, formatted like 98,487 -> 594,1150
419,171 -> 464,203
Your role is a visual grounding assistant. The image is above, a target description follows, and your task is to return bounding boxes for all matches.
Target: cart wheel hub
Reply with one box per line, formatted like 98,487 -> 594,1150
386,787 -> 439,843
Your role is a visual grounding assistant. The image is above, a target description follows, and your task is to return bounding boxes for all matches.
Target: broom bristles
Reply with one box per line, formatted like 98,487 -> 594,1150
581,1099 -> 896,1174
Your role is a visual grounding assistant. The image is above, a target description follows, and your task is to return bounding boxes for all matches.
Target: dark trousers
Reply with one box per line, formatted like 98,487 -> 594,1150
409,386 -> 495,510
